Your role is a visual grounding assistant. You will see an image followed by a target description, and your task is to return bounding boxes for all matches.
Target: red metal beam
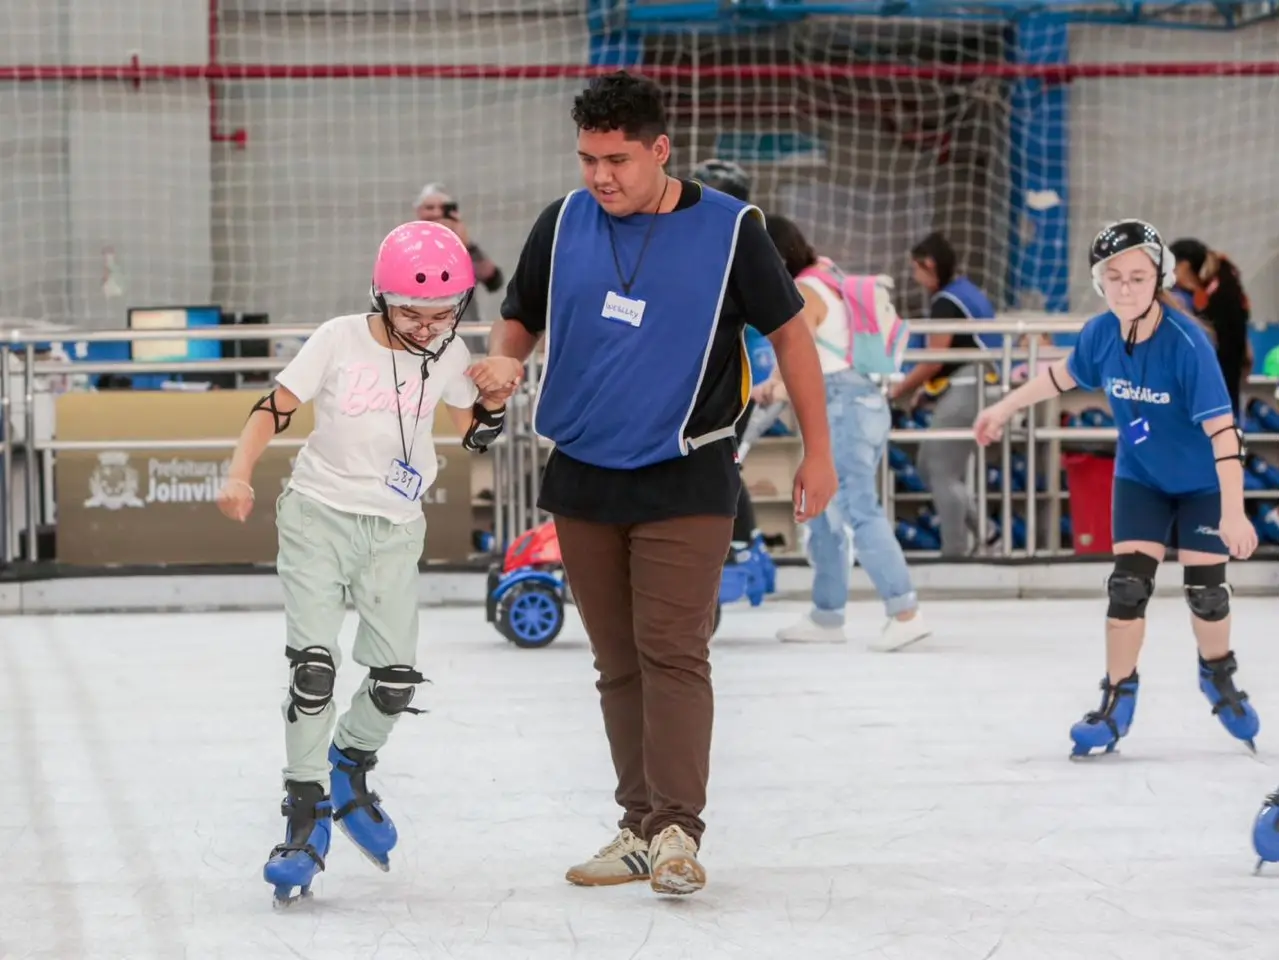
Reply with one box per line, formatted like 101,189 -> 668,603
208,0 -> 247,147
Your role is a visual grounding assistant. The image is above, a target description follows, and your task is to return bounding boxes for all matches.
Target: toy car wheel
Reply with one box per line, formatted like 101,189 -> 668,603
497,583 -> 564,649
485,565 -> 501,624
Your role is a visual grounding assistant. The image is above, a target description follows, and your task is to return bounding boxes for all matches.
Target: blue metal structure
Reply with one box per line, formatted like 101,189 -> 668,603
610,1 -> 1277,31
589,0 -> 1275,313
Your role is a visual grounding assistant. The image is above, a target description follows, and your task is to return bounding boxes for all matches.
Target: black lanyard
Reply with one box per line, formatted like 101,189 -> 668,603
389,347 -> 428,468
1122,307 -> 1162,423
604,178 -> 669,296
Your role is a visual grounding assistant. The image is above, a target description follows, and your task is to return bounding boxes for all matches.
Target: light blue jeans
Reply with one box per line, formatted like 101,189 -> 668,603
806,370 -> 919,624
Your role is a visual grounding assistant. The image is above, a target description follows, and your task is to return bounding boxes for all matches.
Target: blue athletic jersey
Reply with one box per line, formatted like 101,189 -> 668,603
1067,307 -> 1233,496
745,324 -> 776,385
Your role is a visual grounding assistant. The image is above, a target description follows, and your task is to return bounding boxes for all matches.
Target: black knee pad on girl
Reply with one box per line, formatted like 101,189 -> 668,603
1184,563 -> 1231,622
1106,553 -> 1160,620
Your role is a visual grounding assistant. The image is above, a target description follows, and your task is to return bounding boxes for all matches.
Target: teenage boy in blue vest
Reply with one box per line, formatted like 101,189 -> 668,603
475,71 -> 837,896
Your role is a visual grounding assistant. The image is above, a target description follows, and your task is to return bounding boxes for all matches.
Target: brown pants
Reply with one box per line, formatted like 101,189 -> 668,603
554,513 -> 733,845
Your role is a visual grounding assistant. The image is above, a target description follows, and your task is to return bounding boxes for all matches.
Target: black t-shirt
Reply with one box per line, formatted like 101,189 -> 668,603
500,179 -> 804,524
930,296 -> 981,379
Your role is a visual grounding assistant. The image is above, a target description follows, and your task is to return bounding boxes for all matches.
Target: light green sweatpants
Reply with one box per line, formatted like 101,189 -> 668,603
275,487 -> 426,787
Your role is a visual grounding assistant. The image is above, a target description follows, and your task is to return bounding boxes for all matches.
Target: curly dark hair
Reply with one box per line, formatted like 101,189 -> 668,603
571,71 -> 668,143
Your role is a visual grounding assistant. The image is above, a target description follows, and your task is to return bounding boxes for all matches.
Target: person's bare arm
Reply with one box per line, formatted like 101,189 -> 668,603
1204,412 -> 1246,520
228,385 -> 302,485
893,331 -> 953,397
995,357 -> 1077,416
768,315 -> 830,458
489,317 -> 541,362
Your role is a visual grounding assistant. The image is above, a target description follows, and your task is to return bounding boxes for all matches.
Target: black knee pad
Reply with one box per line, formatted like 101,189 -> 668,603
367,665 -> 428,717
1106,553 -> 1159,620
285,646 -> 336,722
1185,563 -> 1231,622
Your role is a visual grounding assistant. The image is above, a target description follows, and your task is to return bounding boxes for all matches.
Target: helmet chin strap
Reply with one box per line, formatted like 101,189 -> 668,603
378,287 -> 474,376
1121,295 -> 1161,356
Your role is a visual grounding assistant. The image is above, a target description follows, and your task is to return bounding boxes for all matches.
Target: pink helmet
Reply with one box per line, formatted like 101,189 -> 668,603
372,221 -> 475,308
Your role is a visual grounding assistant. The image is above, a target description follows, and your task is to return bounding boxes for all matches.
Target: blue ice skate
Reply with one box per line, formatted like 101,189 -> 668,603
1070,672 -> 1139,758
263,781 -> 332,908
1253,790 -> 1278,871
751,534 -> 777,596
1198,652 -> 1260,752
329,743 -> 397,871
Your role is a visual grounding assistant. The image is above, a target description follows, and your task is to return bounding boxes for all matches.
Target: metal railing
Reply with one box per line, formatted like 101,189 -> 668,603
0,317 -> 1275,565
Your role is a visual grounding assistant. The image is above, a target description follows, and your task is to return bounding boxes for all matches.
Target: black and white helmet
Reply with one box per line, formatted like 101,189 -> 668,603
692,158 -> 751,202
1089,219 -> 1176,296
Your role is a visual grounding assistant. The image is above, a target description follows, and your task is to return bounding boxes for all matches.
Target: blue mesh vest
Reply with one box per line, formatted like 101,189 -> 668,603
933,277 -> 998,348
534,187 -> 757,469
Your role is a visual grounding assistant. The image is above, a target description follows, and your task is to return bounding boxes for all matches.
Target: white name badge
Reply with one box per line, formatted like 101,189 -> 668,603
386,459 -> 424,501
602,291 -> 646,328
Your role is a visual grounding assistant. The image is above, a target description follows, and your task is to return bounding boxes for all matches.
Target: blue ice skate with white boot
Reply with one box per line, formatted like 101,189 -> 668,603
263,780 -> 332,908
1252,790 -> 1278,872
1198,652 -> 1260,752
1070,672 -> 1139,758
329,743 -> 397,871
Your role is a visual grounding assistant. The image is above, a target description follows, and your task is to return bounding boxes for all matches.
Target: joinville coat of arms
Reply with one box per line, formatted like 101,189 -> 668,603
84,451 -> 145,510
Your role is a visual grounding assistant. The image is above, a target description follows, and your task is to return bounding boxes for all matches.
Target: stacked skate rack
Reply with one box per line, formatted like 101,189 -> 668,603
738,319 -> 1280,561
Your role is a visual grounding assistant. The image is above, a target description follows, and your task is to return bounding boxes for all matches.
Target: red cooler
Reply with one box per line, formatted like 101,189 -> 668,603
1063,454 -> 1115,555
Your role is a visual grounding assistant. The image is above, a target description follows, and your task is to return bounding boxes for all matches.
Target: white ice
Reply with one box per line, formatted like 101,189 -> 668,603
0,597 -> 1276,960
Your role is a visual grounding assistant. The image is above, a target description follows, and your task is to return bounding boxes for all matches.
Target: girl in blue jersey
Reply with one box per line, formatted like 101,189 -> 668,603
973,219 -> 1260,758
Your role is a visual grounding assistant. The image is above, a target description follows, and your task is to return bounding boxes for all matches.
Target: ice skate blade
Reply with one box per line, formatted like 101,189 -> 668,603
650,858 -> 706,896
271,884 -> 313,910
1069,742 -> 1120,761
337,820 -> 392,873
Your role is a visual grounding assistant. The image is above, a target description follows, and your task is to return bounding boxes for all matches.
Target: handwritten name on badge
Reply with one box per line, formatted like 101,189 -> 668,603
602,291 -> 646,328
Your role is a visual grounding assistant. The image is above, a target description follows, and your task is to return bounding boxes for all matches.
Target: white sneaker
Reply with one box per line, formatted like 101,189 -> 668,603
648,824 -> 706,895
777,614 -> 847,644
868,611 -> 931,652
565,829 -> 650,886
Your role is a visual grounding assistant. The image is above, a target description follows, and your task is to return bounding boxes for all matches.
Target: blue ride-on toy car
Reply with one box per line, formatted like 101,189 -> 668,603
485,522 -> 777,648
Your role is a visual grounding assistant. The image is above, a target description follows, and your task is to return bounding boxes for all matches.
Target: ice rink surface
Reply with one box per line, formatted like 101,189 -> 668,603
1,596 -> 1276,960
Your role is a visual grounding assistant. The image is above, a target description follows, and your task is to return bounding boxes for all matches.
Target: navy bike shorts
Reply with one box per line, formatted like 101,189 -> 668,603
1112,478 -> 1227,556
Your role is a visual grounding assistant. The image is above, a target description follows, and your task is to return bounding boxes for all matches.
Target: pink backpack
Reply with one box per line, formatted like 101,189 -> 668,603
798,257 -> 909,376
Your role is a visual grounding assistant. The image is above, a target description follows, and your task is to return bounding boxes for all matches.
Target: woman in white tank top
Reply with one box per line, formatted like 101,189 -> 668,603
762,215 -> 930,651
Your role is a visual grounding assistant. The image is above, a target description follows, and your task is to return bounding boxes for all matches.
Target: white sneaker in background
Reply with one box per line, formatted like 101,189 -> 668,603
868,610 -> 931,652
776,613 -> 847,644
648,824 -> 706,895
564,828 -> 650,886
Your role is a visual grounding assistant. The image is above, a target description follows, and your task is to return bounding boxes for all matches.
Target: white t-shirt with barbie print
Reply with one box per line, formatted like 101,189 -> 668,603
275,313 -> 478,524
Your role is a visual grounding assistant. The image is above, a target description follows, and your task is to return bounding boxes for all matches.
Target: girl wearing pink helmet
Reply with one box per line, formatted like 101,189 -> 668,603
217,220 -> 523,907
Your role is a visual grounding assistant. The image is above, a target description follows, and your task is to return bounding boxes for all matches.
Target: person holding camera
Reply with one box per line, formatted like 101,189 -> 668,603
414,183 -> 505,325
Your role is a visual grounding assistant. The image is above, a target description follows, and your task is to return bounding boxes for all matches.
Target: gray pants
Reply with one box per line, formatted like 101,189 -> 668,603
275,488 -> 426,786
916,366 -> 988,558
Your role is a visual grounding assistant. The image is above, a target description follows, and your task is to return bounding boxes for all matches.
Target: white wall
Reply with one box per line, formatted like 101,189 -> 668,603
0,0 -> 211,329
1068,21 -> 1279,319
0,1 -> 586,330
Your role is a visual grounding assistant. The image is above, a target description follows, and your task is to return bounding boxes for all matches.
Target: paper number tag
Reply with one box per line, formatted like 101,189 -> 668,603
1122,417 -> 1151,446
386,459 -> 424,501
602,291 -> 646,328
